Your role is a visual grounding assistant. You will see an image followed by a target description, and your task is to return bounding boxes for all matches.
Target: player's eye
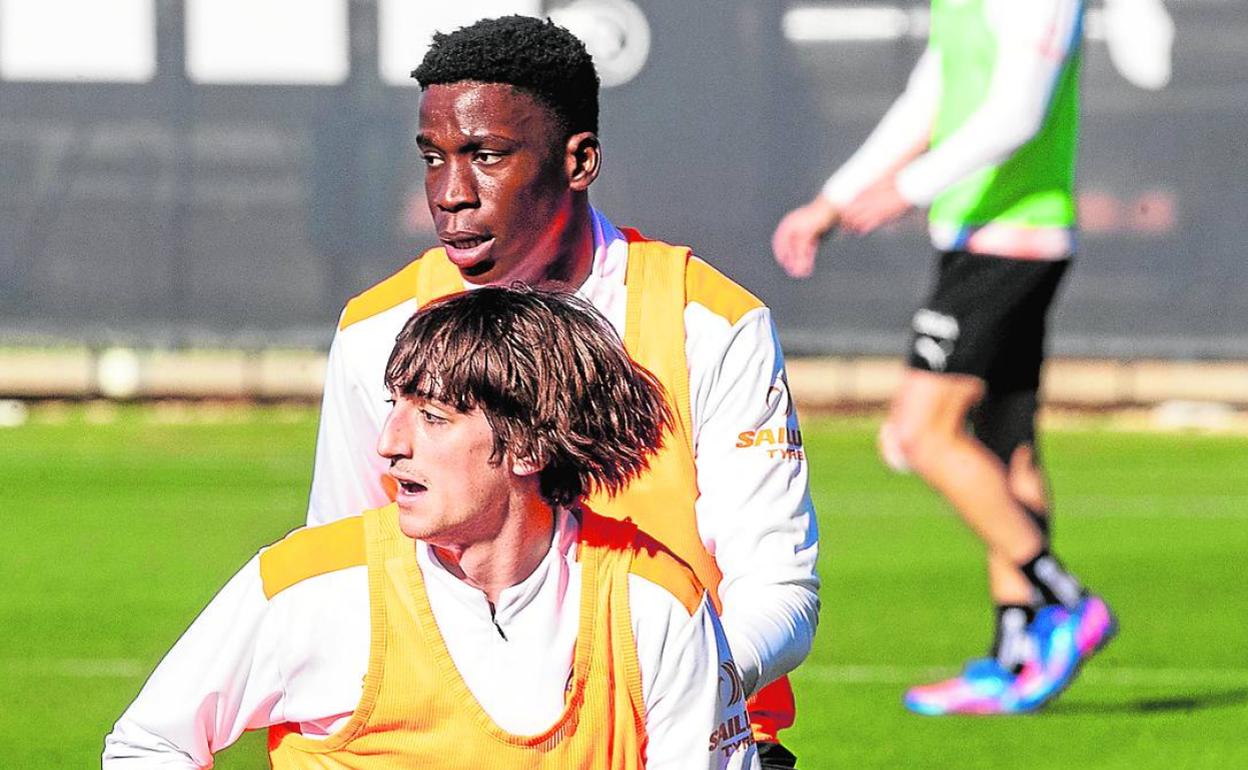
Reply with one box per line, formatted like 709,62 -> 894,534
383,398 -> 396,406
420,408 -> 446,424
473,151 -> 504,166
422,154 -> 444,168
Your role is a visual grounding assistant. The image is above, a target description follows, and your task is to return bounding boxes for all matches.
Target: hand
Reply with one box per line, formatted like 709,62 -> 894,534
839,176 -> 913,235
771,197 -> 840,279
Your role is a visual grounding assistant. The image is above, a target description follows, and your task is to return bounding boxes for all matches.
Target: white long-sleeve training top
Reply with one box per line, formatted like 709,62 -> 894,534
306,208 -> 820,698
822,0 -> 1085,259
103,508 -> 759,770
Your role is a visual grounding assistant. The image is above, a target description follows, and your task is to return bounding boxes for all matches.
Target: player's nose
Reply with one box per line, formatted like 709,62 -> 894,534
434,158 -> 479,213
377,404 -> 412,461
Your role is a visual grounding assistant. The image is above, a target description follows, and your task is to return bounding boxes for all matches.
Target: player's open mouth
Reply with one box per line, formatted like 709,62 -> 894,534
397,480 -> 426,495
441,234 -> 496,270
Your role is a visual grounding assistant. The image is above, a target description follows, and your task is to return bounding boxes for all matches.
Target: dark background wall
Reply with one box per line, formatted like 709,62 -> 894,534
1,0 -> 1244,357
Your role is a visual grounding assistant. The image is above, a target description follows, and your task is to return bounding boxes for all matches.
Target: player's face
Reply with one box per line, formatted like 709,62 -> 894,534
417,82 -> 579,285
378,394 -> 525,546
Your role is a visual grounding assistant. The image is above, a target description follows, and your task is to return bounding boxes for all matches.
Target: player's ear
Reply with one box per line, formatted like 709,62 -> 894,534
510,453 -> 544,478
565,131 -> 600,192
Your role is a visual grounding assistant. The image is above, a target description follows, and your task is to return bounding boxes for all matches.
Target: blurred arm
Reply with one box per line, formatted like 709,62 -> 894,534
895,0 -> 1083,205
820,47 -> 941,206
772,49 -> 937,274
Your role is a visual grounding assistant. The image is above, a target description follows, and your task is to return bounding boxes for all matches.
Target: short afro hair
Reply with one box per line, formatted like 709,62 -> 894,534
411,15 -> 599,136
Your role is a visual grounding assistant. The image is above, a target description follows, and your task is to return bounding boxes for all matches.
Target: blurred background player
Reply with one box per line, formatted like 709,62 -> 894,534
105,286 -> 759,769
771,0 -> 1127,714
307,16 -> 817,766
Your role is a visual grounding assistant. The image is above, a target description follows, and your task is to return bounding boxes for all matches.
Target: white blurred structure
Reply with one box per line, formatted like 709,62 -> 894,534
377,0 -> 541,86
548,0 -> 650,87
378,0 -> 649,88
1102,0 -> 1174,90
186,0 -> 349,85
96,348 -> 142,400
782,0 -> 1175,92
0,0 -> 156,82
0,399 -> 29,427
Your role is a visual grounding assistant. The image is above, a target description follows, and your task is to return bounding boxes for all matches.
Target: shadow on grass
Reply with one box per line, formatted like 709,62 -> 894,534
1049,688 -> 1248,715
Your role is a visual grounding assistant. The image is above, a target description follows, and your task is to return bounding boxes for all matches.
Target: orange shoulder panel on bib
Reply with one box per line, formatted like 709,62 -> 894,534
578,509 -> 704,617
259,516 -> 366,599
684,257 -> 764,326
339,247 -> 467,329
627,529 -> 706,617
338,260 -> 423,331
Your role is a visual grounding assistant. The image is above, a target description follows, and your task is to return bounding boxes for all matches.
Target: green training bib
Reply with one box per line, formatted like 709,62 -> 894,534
927,0 -> 1083,230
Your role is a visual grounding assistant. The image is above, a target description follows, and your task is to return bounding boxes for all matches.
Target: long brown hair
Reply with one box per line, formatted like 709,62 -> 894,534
385,285 -> 671,506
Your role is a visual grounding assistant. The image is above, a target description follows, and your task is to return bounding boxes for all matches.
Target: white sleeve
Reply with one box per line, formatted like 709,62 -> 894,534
895,0 -> 1083,205
638,591 -> 759,770
307,324 -> 393,526
820,47 -> 941,206
689,306 -> 820,697
102,556 -> 286,769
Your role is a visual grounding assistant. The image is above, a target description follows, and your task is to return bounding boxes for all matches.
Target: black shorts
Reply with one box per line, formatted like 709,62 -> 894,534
906,251 -> 1070,392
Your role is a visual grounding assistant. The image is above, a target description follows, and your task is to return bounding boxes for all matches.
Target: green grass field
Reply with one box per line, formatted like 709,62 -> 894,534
2,404 -> 1246,768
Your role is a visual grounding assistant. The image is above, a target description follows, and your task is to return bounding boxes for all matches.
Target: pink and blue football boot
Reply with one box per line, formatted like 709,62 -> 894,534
903,658 -> 1026,715
904,595 -> 1117,715
1014,594 -> 1117,711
